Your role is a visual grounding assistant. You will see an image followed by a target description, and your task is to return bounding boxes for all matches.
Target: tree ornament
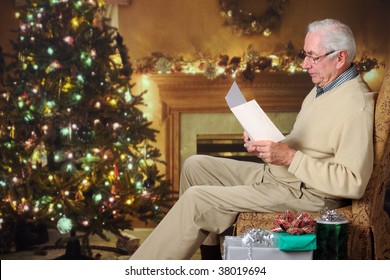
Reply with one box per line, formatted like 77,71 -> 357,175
63,36 -> 74,45
17,200 -> 31,214
110,50 -> 123,68
30,142 -> 48,167
92,13 -> 103,29
45,60 -> 61,73
71,17 -> 81,29
57,216 -> 73,234
114,162 -> 119,181
92,193 -> 103,204
75,190 -> 85,201
47,47 -> 54,55
40,195 -> 54,205
80,217 -> 91,227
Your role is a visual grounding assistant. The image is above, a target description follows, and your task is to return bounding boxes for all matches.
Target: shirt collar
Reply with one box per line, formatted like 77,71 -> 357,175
316,65 -> 358,97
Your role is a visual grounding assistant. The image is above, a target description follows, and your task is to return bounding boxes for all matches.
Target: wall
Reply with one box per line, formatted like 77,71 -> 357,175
117,0 -> 389,68
0,0 -> 18,56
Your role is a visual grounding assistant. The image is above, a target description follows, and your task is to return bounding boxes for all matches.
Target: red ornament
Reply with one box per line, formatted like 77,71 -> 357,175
114,162 -> 119,181
63,36 -> 74,45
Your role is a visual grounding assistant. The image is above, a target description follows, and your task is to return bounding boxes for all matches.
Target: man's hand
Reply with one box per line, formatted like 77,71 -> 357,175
243,132 -> 296,166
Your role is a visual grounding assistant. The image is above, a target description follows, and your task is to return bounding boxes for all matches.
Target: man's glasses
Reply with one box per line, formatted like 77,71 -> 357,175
300,50 -> 336,64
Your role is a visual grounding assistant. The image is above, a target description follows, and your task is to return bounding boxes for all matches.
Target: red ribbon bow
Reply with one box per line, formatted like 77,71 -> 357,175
271,210 -> 316,235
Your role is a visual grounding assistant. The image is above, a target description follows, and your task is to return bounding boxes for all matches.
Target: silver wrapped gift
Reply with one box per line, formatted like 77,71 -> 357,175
223,229 -> 313,260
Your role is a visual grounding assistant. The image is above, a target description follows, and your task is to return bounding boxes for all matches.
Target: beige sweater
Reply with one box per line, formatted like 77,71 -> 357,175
268,76 -> 376,199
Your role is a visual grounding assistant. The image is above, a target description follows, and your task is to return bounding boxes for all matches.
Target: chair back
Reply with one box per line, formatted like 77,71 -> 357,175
353,68 -> 390,225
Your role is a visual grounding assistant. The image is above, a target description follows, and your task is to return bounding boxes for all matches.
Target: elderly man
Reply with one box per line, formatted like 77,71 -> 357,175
130,19 -> 376,260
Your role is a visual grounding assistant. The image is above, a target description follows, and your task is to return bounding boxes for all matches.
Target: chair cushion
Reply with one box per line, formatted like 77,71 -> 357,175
234,206 -> 372,259
235,206 -> 353,235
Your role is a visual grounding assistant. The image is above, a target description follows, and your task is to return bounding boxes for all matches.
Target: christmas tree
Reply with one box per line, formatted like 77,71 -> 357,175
0,0 -> 174,256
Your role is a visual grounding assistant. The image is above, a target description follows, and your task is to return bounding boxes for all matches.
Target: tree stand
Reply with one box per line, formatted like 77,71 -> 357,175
55,230 -> 93,260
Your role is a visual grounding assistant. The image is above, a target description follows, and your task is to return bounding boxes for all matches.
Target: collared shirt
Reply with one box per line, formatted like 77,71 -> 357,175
316,65 -> 358,97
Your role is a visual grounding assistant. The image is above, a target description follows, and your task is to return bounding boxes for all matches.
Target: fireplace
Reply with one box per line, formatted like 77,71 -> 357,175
150,73 -> 313,191
196,133 -> 263,163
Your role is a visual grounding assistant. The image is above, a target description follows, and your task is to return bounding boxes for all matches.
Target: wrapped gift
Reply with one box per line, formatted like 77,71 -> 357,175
314,208 -> 348,260
273,232 -> 317,251
224,236 -> 313,260
223,229 -> 313,260
271,210 -> 317,251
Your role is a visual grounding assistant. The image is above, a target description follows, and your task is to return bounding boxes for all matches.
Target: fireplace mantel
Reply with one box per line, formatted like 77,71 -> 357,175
150,73 -> 313,190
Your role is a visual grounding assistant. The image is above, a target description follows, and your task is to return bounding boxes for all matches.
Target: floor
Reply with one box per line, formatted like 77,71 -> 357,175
2,188 -> 389,260
0,228 -> 201,260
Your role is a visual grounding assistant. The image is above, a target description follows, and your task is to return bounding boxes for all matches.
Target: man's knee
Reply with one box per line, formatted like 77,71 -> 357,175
180,155 -> 211,194
182,154 -> 209,173
181,185 -> 204,199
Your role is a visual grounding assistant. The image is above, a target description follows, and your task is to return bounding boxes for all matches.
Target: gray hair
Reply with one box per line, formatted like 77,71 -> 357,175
307,19 -> 356,64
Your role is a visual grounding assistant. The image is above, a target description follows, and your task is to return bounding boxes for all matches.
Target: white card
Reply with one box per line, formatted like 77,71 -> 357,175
225,82 -> 285,142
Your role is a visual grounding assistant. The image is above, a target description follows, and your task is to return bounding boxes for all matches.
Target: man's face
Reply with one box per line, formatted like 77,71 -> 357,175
302,32 -> 339,87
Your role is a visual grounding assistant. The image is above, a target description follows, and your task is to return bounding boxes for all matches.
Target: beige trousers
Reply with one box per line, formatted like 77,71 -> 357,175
130,155 -> 329,260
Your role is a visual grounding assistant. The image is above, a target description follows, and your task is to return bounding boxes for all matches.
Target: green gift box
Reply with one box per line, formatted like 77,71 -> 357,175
273,232 -> 317,251
314,219 -> 348,260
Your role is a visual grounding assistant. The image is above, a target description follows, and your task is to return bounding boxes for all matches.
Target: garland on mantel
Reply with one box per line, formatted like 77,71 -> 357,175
219,0 -> 289,37
133,43 -> 385,82
354,54 -> 385,74
134,42 -> 302,81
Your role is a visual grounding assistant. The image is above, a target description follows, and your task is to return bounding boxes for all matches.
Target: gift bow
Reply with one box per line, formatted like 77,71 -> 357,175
240,228 -> 274,247
271,210 -> 316,235
237,229 -> 274,260
319,208 -> 348,222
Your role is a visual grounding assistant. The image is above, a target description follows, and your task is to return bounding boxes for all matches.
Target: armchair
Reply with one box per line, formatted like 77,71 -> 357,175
235,68 -> 390,259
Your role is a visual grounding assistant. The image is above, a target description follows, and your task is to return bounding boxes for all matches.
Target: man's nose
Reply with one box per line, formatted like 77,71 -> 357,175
302,57 -> 311,69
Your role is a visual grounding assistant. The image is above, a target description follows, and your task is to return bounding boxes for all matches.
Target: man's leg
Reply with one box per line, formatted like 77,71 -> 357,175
180,155 -> 264,196
131,181 -> 300,259
130,155 -> 322,259
180,155 -> 264,252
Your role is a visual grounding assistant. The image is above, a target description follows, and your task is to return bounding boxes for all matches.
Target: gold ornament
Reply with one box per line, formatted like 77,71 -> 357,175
92,13 -> 103,29
75,190 -> 85,201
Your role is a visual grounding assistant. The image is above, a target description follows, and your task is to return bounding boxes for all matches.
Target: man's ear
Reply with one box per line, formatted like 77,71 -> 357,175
336,50 -> 348,69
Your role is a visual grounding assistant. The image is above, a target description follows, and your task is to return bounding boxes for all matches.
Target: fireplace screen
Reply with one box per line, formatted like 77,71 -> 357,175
196,134 -> 263,163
